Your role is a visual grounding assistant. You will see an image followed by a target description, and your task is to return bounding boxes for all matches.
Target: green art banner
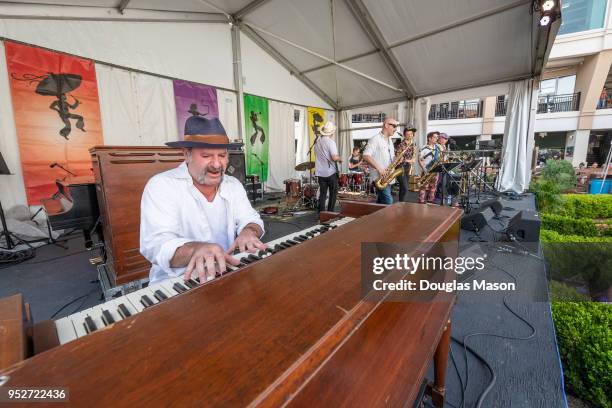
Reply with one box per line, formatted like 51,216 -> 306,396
244,94 -> 269,182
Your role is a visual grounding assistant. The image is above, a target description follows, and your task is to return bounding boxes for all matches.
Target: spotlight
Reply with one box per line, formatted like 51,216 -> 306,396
542,0 -> 555,11
539,15 -> 551,26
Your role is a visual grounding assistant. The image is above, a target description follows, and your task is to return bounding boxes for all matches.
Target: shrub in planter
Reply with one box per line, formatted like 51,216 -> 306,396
541,230 -> 612,296
541,159 -> 577,191
560,194 -> 612,219
530,179 -> 564,212
551,301 -> 612,408
540,213 -> 598,237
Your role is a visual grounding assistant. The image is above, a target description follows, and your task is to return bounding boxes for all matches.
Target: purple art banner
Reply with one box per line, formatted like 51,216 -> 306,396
173,79 -> 218,140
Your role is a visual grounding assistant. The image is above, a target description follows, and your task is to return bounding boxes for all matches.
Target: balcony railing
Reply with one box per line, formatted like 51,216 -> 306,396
537,92 -> 580,113
495,99 -> 507,116
352,113 -> 386,123
428,101 -> 482,120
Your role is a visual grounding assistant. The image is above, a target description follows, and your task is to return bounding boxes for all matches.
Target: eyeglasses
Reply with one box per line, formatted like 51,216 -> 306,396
388,123 -> 399,128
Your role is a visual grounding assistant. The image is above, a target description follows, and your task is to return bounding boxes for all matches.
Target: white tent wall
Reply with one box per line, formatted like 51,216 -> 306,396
96,64 -> 178,146
266,100 -> 297,191
240,33 -> 332,110
0,40 -> 26,210
0,20 -> 235,90
217,90 -> 239,141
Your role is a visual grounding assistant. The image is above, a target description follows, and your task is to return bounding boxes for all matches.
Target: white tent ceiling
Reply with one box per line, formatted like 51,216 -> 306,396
0,0 -> 559,110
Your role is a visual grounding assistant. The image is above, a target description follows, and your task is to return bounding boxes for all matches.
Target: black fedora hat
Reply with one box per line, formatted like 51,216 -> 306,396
404,124 -> 417,132
166,116 -> 243,149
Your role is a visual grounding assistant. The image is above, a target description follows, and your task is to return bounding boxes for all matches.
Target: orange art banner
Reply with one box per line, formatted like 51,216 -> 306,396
4,41 -> 103,205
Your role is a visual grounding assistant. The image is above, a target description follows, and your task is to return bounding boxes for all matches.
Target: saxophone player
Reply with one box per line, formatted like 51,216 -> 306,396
418,131 -> 441,204
395,126 -> 417,202
363,118 -> 399,204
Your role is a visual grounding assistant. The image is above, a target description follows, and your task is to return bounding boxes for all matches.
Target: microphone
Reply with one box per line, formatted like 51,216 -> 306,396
49,162 -> 58,168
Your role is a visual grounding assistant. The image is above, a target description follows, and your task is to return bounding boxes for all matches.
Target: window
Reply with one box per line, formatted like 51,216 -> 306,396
539,75 -> 576,96
351,113 -> 386,123
558,0 -> 608,35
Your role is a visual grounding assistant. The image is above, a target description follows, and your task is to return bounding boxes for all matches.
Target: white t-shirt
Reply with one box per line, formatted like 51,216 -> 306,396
202,193 -> 229,251
363,132 -> 395,180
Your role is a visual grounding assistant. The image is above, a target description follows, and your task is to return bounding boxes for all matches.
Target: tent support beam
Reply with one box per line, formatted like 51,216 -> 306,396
243,22 -> 403,92
231,24 -> 245,141
0,3 -> 228,23
344,0 -> 415,97
240,24 -> 340,110
234,0 -> 271,20
302,0 -> 531,75
341,96 -> 408,111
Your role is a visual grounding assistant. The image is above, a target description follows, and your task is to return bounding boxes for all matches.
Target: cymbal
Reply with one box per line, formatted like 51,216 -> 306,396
295,161 -> 315,171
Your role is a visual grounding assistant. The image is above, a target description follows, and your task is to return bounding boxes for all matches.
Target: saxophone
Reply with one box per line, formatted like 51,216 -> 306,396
417,144 -> 443,188
375,144 -> 411,190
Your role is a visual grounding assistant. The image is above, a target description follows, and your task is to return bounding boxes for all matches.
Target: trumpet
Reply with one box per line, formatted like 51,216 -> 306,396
374,144 -> 411,190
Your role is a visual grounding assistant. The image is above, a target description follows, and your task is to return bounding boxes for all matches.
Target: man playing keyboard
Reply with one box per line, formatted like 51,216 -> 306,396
140,116 -> 266,285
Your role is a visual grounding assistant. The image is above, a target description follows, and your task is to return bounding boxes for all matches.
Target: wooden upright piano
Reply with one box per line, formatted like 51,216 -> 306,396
90,146 -> 184,286
0,202 -> 462,407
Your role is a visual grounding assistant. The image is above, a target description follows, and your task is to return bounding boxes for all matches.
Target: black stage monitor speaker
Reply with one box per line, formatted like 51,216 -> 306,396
226,150 -> 246,185
479,198 -> 503,217
461,207 -> 494,231
506,210 -> 541,242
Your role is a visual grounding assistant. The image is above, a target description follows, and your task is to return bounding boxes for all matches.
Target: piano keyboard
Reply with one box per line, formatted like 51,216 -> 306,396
55,217 -> 354,345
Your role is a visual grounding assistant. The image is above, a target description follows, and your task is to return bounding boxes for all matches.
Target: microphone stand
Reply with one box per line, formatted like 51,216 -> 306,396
250,153 -> 265,197
52,163 -> 77,177
306,133 -> 320,185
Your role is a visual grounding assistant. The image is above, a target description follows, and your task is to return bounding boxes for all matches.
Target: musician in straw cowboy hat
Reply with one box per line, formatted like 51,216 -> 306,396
140,116 -> 265,285
314,121 -> 342,212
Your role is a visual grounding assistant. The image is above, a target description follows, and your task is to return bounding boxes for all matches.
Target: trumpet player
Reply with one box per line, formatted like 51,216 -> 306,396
395,126 -> 417,202
363,117 -> 399,204
418,131 -> 441,204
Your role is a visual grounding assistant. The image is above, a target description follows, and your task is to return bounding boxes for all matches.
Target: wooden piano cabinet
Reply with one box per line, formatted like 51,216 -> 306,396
0,294 -> 27,371
0,203 -> 462,408
90,146 -> 184,285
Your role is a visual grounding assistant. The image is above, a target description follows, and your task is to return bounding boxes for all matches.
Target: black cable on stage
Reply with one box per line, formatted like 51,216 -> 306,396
50,289 -> 99,319
455,247 -> 539,408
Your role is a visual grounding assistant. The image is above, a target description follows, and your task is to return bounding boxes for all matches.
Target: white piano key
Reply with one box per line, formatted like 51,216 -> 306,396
69,311 -> 90,339
55,316 -> 78,345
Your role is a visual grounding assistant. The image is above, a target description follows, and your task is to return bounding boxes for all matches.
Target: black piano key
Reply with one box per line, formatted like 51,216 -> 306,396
286,239 -> 298,245
240,257 -> 252,264
84,316 -> 97,333
247,254 -> 261,262
306,231 -> 315,237
298,234 -> 309,240
154,289 -> 168,301
279,242 -> 291,249
173,282 -> 188,293
265,248 -> 274,253
118,304 -> 132,318
140,295 -> 154,308
258,250 -> 266,257
184,279 -> 197,289
101,310 -> 115,326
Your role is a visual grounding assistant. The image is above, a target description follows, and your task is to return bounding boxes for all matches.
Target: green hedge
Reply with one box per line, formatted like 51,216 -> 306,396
551,301 -> 612,408
560,194 -> 612,219
549,281 -> 590,302
540,229 -> 612,243
541,213 -> 599,237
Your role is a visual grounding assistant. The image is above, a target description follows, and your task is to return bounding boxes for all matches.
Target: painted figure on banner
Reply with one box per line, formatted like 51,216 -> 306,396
311,111 -> 324,139
188,103 -> 209,117
249,110 -> 266,145
12,72 -> 86,139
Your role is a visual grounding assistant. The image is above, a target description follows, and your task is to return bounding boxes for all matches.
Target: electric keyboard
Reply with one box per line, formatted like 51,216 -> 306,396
54,217 -> 355,345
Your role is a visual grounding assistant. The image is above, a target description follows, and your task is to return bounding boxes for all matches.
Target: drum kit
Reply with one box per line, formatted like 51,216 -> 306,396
284,161 -> 373,209
284,161 -> 319,209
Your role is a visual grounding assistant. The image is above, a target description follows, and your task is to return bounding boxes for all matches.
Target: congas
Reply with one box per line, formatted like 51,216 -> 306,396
339,173 -> 349,188
351,172 -> 364,186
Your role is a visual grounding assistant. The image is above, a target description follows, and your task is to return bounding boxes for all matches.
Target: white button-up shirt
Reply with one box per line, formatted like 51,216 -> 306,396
140,162 -> 264,283
363,132 -> 396,181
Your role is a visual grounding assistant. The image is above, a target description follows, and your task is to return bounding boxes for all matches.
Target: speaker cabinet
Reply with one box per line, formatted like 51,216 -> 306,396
506,210 -> 541,242
226,151 -> 246,184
